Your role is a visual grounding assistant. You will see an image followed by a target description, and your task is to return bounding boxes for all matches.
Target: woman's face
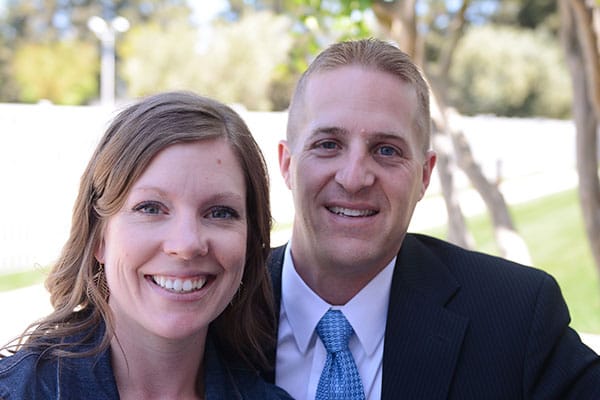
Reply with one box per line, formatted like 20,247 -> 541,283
96,139 -> 247,342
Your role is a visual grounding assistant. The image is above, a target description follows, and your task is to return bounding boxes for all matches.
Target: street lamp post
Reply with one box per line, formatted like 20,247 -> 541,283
88,16 -> 130,106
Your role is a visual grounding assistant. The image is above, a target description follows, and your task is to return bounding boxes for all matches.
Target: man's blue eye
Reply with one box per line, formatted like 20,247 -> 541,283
319,141 -> 337,149
378,146 -> 397,156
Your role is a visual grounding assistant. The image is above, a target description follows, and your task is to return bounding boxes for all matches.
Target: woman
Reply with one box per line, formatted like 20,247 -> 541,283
0,92 -> 291,399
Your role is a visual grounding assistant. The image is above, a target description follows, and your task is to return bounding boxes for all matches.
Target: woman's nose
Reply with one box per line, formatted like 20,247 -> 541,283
162,216 -> 209,260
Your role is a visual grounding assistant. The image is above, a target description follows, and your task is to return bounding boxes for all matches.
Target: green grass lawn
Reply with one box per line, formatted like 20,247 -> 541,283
425,188 -> 600,334
0,267 -> 48,292
2,188 -> 600,333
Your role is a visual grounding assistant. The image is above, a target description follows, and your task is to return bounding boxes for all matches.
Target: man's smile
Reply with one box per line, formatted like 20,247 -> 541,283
326,206 -> 378,217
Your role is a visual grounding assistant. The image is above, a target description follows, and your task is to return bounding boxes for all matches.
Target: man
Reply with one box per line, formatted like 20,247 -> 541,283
267,38 -> 600,399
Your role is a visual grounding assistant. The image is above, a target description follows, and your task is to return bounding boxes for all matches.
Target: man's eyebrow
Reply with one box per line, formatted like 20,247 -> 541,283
310,127 -> 408,142
368,131 -> 409,143
309,126 -> 349,138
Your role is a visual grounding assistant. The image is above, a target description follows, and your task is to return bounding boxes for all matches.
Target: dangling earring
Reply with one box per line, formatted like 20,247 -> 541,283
94,263 -> 110,300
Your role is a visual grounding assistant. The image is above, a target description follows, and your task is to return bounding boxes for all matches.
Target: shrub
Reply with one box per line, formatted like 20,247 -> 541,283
449,25 -> 572,118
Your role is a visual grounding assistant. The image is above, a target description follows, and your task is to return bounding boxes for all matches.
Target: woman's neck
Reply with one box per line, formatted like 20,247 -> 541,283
110,328 -> 207,400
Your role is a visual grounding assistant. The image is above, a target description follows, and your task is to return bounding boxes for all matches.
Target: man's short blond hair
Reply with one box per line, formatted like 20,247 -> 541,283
287,38 -> 431,153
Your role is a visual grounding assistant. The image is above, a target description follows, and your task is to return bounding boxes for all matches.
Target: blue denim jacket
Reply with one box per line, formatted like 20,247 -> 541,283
0,323 -> 292,399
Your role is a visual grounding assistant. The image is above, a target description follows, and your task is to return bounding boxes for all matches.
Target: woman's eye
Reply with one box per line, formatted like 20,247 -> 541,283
209,206 -> 239,219
134,202 -> 163,215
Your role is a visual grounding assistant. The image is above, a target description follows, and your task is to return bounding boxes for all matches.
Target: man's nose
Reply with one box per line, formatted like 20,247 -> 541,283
334,150 -> 375,193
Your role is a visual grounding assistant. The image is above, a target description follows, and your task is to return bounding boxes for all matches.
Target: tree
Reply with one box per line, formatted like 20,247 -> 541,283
120,10 -> 294,111
0,0 -> 193,103
194,11 -> 294,110
119,19 -> 201,97
12,40 -> 98,104
449,25 -> 572,118
558,0 -> 600,271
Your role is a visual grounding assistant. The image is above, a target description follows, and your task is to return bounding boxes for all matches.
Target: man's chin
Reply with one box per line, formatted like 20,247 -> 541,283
316,234 -> 400,270
321,242 -> 378,267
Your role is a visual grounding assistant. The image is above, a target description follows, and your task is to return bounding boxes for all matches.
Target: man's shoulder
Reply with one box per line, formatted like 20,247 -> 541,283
407,233 -> 547,272
404,233 -> 551,290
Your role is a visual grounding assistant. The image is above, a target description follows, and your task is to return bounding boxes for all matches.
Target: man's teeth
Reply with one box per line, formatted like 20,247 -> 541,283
152,275 -> 207,293
328,206 -> 376,217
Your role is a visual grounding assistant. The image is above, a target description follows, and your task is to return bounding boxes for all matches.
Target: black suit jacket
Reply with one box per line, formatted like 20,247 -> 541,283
267,233 -> 600,399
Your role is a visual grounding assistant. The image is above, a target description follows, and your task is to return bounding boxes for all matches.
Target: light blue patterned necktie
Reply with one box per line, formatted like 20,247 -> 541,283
315,309 -> 366,400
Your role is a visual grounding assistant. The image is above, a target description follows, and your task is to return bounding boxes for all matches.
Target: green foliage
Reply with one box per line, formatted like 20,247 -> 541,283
285,0 -> 373,41
0,33 -> 18,101
0,0 -> 194,103
197,11 -> 294,110
121,10 -> 294,111
490,0 -> 559,31
119,20 -> 201,97
12,40 -> 98,104
449,25 -> 572,118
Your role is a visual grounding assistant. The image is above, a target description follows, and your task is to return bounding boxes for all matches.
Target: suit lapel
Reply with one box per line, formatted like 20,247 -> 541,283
265,245 -> 286,383
381,234 -> 468,399
268,245 -> 285,319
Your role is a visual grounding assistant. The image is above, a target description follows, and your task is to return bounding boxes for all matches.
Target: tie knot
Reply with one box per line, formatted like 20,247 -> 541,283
316,309 -> 354,353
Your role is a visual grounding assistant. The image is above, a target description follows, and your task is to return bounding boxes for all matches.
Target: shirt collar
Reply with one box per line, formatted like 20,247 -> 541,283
280,242 -> 395,357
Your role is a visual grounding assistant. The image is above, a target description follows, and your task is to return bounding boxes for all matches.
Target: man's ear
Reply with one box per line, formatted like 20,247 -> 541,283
419,150 -> 437,200
278,140 -> 293,190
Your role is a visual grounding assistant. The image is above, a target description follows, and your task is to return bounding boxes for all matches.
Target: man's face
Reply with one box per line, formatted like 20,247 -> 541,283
279,65 -> 436,281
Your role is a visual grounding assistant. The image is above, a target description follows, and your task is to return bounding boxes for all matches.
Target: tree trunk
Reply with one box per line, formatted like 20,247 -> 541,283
432,125 -> 475,249
450,125 -> 532,264
560,0 -> 600,271
373,0 -> 418,59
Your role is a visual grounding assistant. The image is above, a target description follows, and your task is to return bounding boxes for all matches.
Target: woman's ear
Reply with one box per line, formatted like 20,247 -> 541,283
95,235 -> 106,264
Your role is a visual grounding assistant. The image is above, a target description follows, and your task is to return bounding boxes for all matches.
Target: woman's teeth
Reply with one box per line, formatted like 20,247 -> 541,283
151,275 -> 207,293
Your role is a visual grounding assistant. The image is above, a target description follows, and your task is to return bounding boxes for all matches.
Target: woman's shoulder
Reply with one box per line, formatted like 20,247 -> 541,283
0,322 -> 117,399
0,347 -> 45,375
0,348 -> 57,399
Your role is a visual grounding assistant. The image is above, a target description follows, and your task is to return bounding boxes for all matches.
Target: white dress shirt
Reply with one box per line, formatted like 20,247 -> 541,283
275,243 -> 396,400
